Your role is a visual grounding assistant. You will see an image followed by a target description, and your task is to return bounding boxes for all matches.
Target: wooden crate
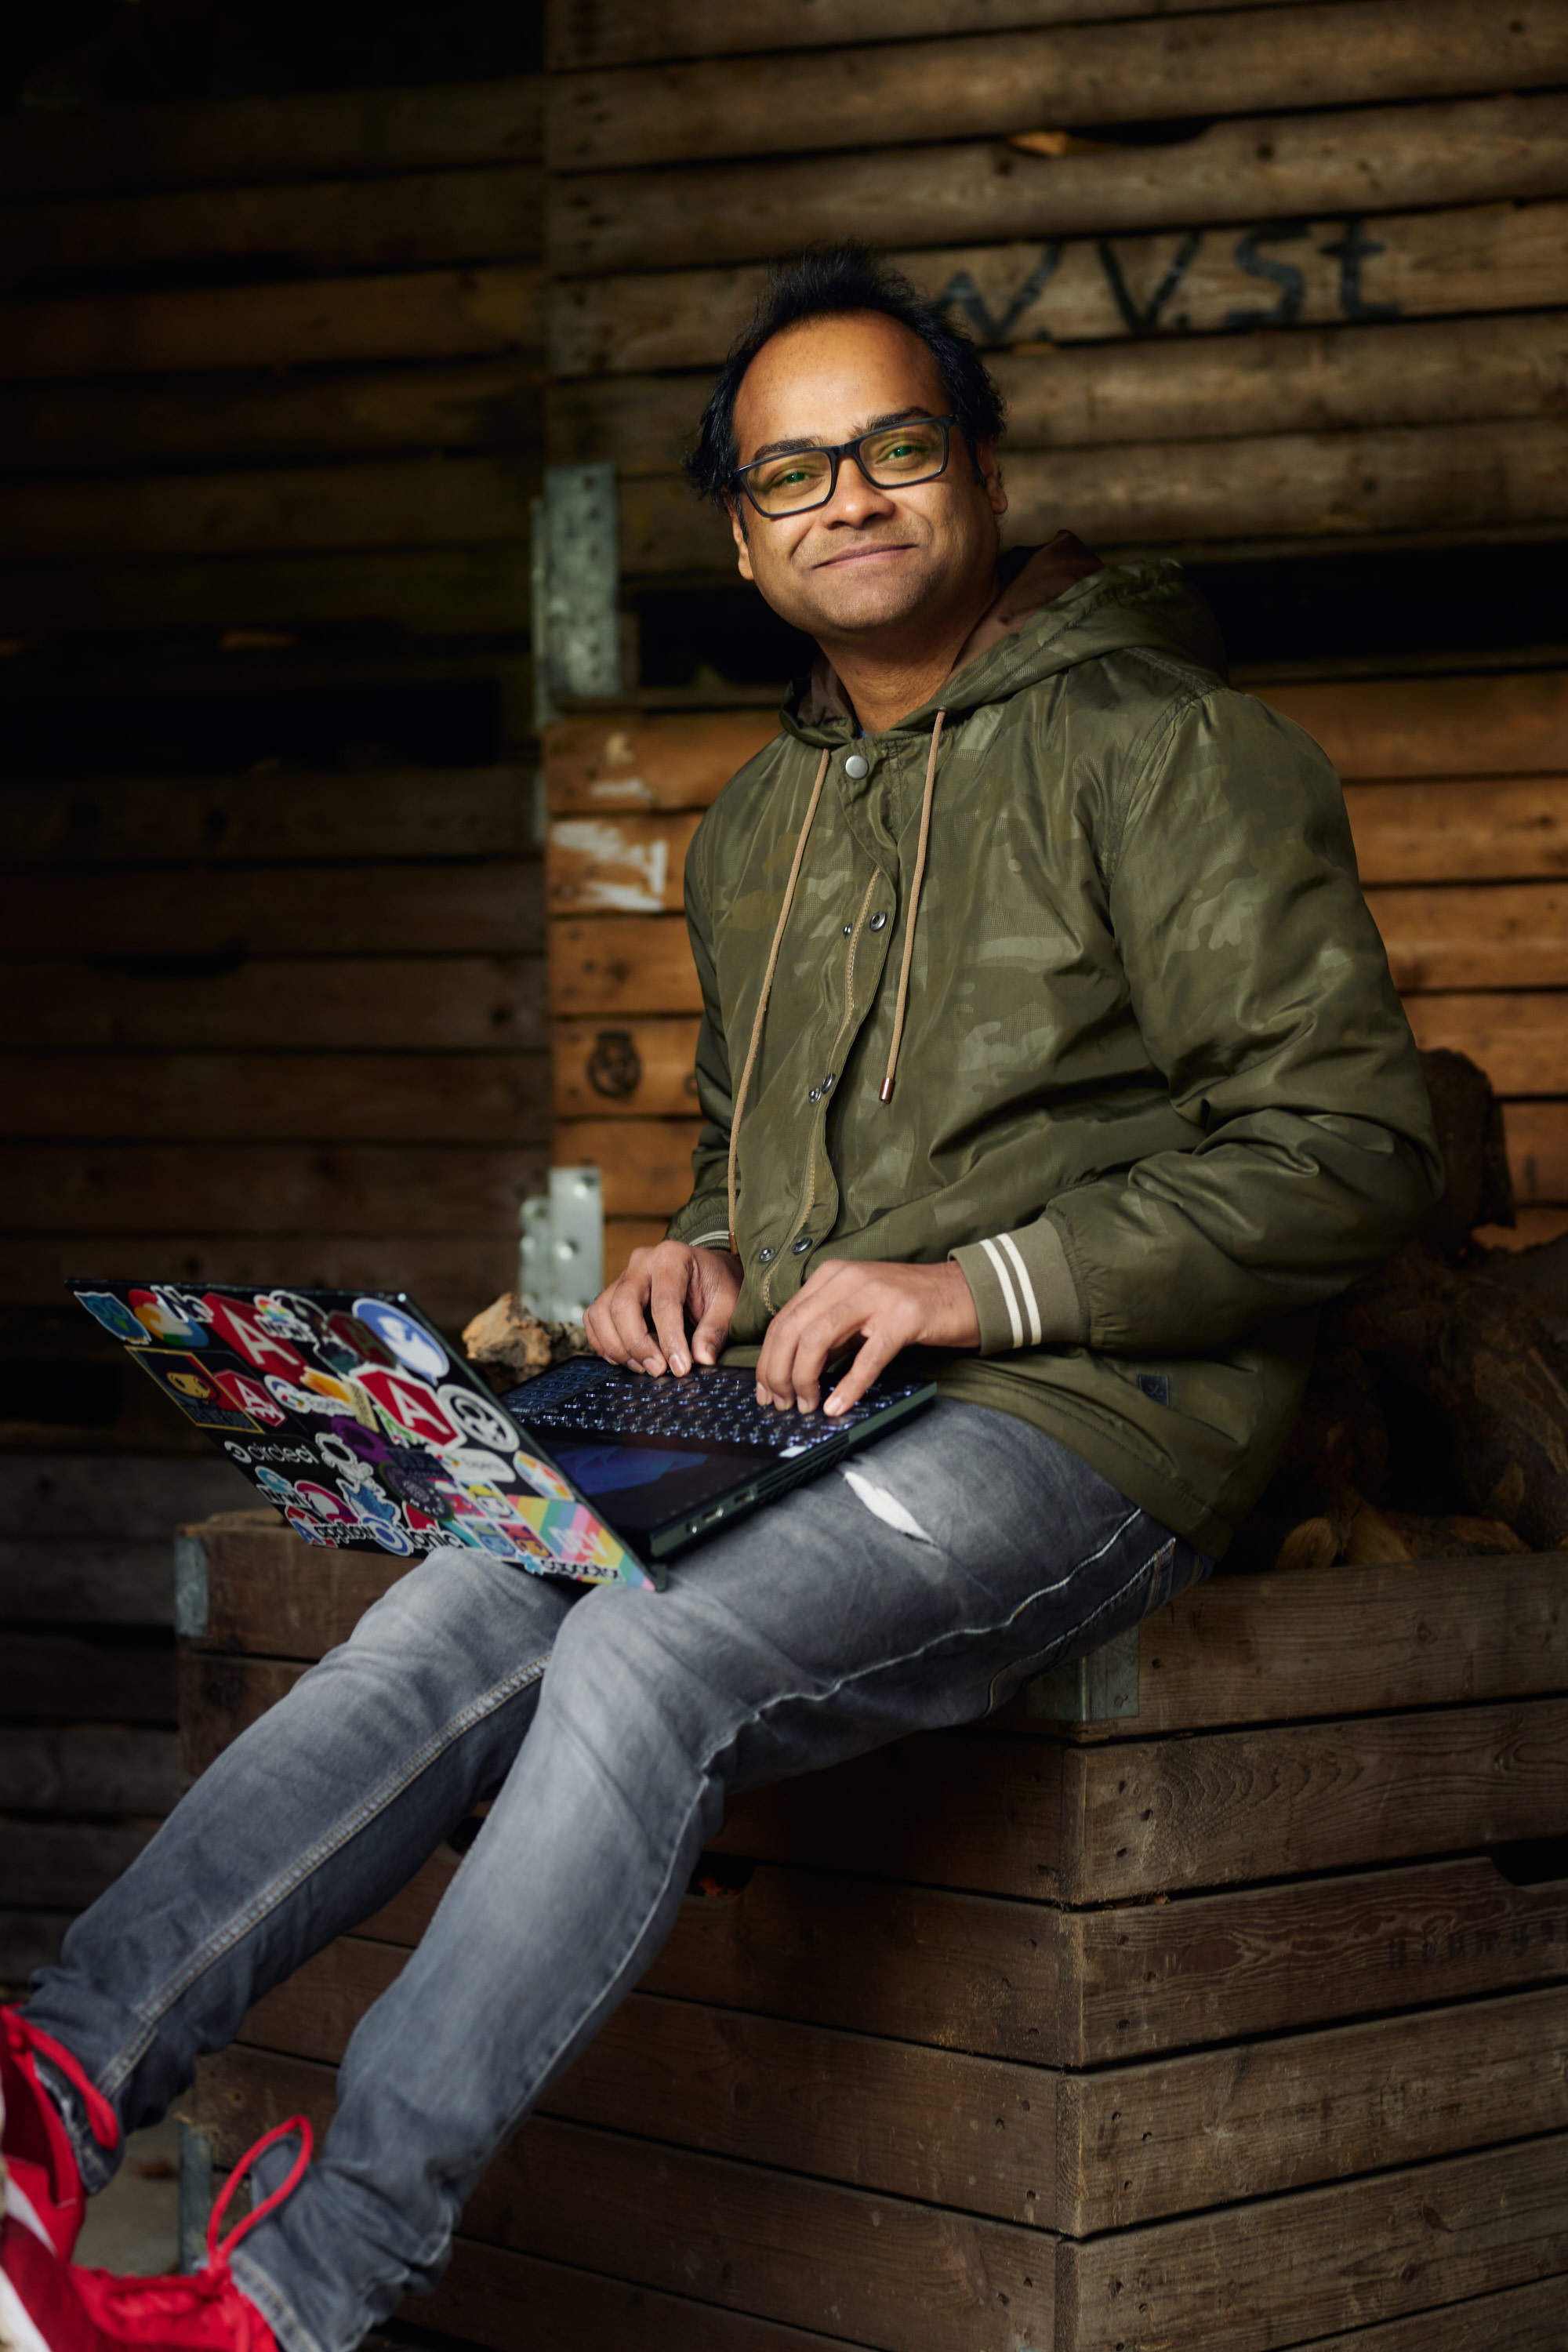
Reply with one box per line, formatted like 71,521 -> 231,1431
180,1515 -> 1568,2352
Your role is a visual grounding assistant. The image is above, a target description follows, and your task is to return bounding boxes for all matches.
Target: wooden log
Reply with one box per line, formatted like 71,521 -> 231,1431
552,90 -> 1568,274
0,1537 -> 176,1625
243,1941 -> 1051,2226
1,1634 -> 176,1724
1261,670 -> 1568,778
0,361 -> 545,477
0,267 -> 544,386
0,1143 -> 550,1236
198,2045 -> 1055,2352
0,457 -> 541,565
550,2 -> 1568,172
0,546 -> 534,637
554,1120 -> 702,1216
1505,1100 -> 1568,1203
0,1053 -> 549,1145
549,314 -> 1568,472
1400,995 -> 1567,1095
4,960 -> 545,1055
543,713 -> 777,813
1481,1205 -> 1568,1250
1345,777 -> 1568,882
0,1820 -> 159,1911
546,812 -> 702,915
2,170 -> 543,288
0,1726 -> 185,1813
180,1522 -> 405,1658
552,1020 -> 700,1118
1367,882 -> 1568,989
547,0 -> 1326,71
621,414 -> 1568,575
0,79 -> 543,200
550,200 -> 1568,375
0,863 -> 543,958
5,770 -> 532,866
7,1238 -> 519,1334
550,916 -> 702,1016
0,1452 -> 251,1537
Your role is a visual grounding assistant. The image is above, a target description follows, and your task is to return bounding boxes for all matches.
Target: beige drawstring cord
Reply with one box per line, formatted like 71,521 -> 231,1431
727,747 -> 831,1254
879,708 -> 945,1102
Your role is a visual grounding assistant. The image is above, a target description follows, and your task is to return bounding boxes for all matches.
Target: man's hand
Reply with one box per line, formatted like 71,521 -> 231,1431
755,1258 -> 980,1417
583,1240 -> 742,1379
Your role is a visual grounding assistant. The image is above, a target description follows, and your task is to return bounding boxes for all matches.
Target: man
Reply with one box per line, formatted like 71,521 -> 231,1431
2,245 -> 1439,2352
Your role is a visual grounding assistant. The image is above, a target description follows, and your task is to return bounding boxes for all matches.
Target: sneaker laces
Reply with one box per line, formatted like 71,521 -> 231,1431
3,2012 -> 120,2154
85,2117 -> 313,2352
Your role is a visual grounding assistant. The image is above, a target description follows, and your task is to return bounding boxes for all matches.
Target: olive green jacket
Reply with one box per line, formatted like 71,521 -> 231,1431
667,547 -> 1441,1555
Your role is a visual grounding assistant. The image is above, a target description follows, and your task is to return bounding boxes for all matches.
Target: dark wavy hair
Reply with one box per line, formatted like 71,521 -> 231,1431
684,243 -> 1007,511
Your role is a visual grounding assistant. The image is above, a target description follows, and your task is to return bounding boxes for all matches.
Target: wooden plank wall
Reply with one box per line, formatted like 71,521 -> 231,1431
0,74 -> 546,1984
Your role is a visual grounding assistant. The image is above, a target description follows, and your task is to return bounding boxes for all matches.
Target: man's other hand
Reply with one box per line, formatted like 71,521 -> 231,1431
584,1241 -> 743,1379
756,1259 -> 980,1417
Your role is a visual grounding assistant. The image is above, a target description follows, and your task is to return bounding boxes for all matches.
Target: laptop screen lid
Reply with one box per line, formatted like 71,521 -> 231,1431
66,1279 -> 657,1591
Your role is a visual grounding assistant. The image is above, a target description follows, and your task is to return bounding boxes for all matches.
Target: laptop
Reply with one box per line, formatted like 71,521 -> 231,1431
66,1279 -> 935,1588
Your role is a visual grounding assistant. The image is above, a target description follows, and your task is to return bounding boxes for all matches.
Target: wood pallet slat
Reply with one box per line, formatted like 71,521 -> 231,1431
2,1635 -> 176,1725
2,1236 -> 520,1332
0,1726 -> 187,1814
551,1018 -> 701,1117
0,545 -> 535,637
4,771 -> 531,867
0,1143 -> 550,1235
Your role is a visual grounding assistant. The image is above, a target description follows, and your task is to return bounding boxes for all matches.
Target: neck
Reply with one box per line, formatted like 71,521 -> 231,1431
817,564 -> 1000,734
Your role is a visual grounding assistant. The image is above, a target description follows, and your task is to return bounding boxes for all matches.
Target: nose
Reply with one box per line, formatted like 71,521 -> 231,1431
819,452 -> 897,525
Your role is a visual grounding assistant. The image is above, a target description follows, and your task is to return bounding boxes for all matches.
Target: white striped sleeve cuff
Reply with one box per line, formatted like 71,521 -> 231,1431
950,1219 -> 1087,1354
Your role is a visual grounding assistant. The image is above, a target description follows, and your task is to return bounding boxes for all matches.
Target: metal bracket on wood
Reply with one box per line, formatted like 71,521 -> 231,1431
521,1165 -> 604,1324
177,2121 -> 215,2273
531,462 -> 621,731
172,1534 -> 210,1639
1026,1619 -> 1141,1723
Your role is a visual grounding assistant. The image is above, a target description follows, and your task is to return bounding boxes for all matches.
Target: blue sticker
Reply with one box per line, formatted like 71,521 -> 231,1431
353,1298 -> 448,1381
76,1291 -> 151,1346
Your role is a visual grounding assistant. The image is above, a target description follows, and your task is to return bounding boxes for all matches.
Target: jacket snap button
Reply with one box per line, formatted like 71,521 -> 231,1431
790,1235 -> 814,1255
843,923 -> 853,935
844,752 -> 869,779
808,1088 -> 822,1104
869,909 -> 887,931
758,1245 -> 776,1264
822,1072 -> 835,1092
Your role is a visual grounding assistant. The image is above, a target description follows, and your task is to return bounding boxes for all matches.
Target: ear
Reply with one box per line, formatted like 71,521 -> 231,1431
975,440 -> 1007,520
726,494 -> 754,582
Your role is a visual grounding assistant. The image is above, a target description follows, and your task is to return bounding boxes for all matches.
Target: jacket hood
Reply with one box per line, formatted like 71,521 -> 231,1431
783,535 -> 1229,745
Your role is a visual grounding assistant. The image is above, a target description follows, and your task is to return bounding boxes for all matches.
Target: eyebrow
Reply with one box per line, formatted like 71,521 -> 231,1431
741,406 -> 936,465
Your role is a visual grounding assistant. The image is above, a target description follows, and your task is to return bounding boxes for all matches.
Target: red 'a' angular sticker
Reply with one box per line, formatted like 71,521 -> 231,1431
354,1365 -> 463,1450
202,1294 -> 310,1383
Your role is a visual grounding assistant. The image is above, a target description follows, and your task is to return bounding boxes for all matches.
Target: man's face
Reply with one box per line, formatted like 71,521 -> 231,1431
727,310 -> 1007,646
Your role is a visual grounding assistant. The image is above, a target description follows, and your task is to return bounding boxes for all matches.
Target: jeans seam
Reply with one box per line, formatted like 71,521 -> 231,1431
232,2245 -> 327,2352
98,1652 -> 551,2101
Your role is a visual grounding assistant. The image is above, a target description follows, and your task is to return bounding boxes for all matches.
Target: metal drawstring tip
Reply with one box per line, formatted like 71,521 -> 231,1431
878,1076 -> 895,1103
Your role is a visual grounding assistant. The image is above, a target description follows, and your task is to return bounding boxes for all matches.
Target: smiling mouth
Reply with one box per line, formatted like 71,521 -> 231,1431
815,542 -> 916,568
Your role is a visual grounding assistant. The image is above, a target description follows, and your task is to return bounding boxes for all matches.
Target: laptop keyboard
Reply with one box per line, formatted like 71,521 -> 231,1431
508,1361 -> 906,1455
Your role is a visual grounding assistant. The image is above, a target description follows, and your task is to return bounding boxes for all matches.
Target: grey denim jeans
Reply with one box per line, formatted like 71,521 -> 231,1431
26,1399 -> 1208,2352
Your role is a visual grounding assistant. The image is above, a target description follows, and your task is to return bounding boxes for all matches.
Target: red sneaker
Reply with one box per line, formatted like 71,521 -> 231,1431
1,2013 -> 119,2262
2,2114 -> 310,2352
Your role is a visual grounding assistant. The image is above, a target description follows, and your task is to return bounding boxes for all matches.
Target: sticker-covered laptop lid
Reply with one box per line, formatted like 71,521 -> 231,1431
66,1279 -> 656,1591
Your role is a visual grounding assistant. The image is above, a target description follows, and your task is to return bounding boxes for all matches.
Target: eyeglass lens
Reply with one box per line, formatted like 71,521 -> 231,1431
747,419 -> 949,514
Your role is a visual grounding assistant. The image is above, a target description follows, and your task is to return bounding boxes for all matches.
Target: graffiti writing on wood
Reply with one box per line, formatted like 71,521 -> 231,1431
933,216 -> 1405,346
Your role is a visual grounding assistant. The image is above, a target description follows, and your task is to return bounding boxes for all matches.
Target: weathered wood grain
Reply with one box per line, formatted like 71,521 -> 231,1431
549,314 -> 1568,472
0,1143 -> 550,1235
1505,1099 -> 1568,1203
551,201 -> 1568,375
1345,777 -> 1568,881
197,2045 -> 1056,2352
550,2 -> 1568,170
550,915 -> 702,1016
621,415 -> 1568,573
10,1236 -> 517,1334
180,1521 -> 403,1657
1060,2132 -> 1568,2352
1287,2274 -> 1568,2350
603,1219 -> 668,1281
1400,994 -> 1566,1098
4,770 -> 532,866
0,361 -> 544,477
1261,670 -> 1568,778
0,1452 -> 251,1537
546,811 -> 701,914
0,1537 -> 176,1625
543,712 -> 779,812
0,1820 -> 159,1911
554,1119 -> 703,1215
0,1726 -> 186,1814
0,862 -> 543,958
0,546 -> 534,637
4,960 -> 544,1055
2,1634 -> 176,1725
0,457 -> 540,565
551,1018 -> 700,1117
0,267 -> 543,385
552,91 -> 1568,273
0,78 -> 543,199
1368,882 -> 1568,990
0,1052 -> 549,1145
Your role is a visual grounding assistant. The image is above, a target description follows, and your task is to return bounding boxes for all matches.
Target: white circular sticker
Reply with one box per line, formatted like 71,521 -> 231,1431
353,1299 -> 448,1381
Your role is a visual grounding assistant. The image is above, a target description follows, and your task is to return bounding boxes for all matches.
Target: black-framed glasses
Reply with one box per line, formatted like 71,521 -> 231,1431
731,416 -> 957,518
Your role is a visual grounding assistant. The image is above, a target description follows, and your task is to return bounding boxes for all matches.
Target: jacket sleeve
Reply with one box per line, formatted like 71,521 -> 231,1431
956,685 -> 1443,1356
663,827 -> 738,1253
